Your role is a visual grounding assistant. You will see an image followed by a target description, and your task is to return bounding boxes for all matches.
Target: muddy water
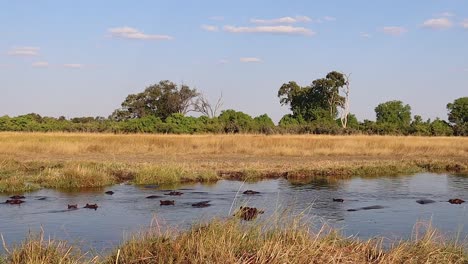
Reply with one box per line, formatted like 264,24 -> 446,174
0,173 -> 466,252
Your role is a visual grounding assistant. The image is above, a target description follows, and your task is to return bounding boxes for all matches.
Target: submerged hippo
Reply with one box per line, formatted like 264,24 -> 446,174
10,195 -> 25,199
333,198 -> 344,203
84,203 -> 98,210
146,195 -> 163,199
416,199 -> 436,205
5,199 -> 24,205
448,199 -> 465,204
243,190 -> 260,195
160,200 -> 175,206
165,191 -> 183,196
68,204 -> 78,209
234,206 -> 264,221
347,205 -> 385,212
191,201 -> 211,208
105,191 -> 114,195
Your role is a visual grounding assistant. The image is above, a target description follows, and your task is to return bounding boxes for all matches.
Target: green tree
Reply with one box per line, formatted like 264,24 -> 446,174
447,97 -> 468,136
218,110 -> 254,133
253,114 -> 275,134
111,80 -> 199,121
278,71 -> 346,122
430,118 -> 453,136
375,100 -> 412,127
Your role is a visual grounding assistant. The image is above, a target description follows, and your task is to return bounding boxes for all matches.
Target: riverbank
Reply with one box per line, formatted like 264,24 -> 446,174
0,133 -> 467,192
1,219 -> 466,264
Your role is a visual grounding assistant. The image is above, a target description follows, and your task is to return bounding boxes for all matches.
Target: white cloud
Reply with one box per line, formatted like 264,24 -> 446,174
218,59 -> 229,64
224,25 -> 314,36
250,16 -> 311,24
201,24 -> 219,32
422,17 -> 453,30
8,47 -> 40,56
240,57 -> 261,63
440,12 -> 455,17
323,16 -> 336,22
360,32 -> 371,38
209,16 -> 224,21
462,19 -> 468,29
32,61 -> 49,68
382,26 -> 407,36
108,27 -> 173,40
63,63 -> 84,69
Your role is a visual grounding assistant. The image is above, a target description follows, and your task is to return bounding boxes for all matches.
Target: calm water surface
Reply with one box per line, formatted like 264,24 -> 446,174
0,173 -> 467,252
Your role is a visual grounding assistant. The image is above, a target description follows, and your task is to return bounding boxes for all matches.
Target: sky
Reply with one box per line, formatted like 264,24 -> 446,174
1,0 -> 467,122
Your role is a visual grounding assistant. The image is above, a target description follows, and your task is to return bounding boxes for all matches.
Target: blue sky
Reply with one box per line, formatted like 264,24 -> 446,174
1,0 -> 467,122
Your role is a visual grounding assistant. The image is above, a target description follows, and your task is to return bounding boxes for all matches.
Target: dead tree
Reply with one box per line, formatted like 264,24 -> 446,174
340,74 -> 351,128
194,92 -> 223,118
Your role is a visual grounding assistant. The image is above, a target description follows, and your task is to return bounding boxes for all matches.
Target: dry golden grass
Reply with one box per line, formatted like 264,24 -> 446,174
2,219 -> 465,264
0,132 -> 466,159
0,132 -> 467,192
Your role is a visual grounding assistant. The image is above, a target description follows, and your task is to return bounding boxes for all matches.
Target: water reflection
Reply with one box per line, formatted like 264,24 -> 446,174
0,173 -> 466,252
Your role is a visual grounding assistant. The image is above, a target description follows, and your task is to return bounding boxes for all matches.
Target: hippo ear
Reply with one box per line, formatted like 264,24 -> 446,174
240,206 -> 243,209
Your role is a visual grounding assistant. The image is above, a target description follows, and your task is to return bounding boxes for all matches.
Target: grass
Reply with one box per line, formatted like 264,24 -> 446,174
1,219 -> 466,263
0,133 -> 467,192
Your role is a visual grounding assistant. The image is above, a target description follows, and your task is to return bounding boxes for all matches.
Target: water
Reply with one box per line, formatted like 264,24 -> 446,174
0,173 -> 467,252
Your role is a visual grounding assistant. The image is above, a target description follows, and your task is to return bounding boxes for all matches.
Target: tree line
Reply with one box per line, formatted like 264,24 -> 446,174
1,73 -> 467,136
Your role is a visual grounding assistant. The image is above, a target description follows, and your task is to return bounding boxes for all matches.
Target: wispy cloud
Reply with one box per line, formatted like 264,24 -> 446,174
323,16 -> 336,22
250,16 -> 311,24
224,25 -> 314,36
422,17 -> 452,30
108,26 -> 173,40
360,32 -> 371,38
8,47 -> 40,56
201,24 -> 219,32
32,61 -> 49,68
381,26 -> 407,36
462,19 -> 468,29
240,57 -> 262,63
440,12 -> 455,17
218,59 -> 229,64
209,16 -> 224,21
63,63 -> 84,69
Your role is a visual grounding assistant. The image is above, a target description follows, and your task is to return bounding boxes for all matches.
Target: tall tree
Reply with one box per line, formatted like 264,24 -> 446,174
278,71 -> 346,122
111,80 -> 198,121
447,97 -> 468,136
375,100 -> 412,127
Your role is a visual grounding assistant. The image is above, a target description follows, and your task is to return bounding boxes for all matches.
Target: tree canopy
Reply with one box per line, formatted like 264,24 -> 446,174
111,80 -> 199,121
278,71 -> 346,122
375,100 -> 412,127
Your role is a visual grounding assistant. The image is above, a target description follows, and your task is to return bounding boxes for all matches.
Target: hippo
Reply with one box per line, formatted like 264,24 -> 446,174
105,191 -> 114,195
448,199 -> 465,204
146,195 -> 163,199
5,199 -> 24,205
165,191 -> 183,196
234,206 -> 264,221
68,204 -> 78,209
416,199 -> 436,205
243,190 -> 260,195
333,198 -> 344,203
191,201 -> 211,208
10,195 -> 25,199
347,205 -> 385,212
84,203 -> 98,210
160,200 -> 175,206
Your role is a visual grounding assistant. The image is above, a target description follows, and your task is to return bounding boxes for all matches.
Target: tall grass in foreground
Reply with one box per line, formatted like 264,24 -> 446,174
1,220 -> 466,264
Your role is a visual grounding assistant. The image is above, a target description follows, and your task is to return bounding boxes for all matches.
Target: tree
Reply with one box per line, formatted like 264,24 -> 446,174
278,71 -> 346,122
447,97 -> 468,136
111,80 -> 199,121
375,100 -> 412,127
194,92 -> 223,118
